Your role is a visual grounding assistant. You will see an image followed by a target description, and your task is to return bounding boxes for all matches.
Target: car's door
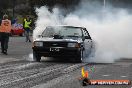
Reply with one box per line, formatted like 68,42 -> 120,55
82,28 -> 92,57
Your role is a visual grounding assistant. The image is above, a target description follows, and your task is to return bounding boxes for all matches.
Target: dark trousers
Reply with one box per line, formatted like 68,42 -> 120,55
25,30 -> 31,42
0,32 -> 9,52
24,27 -> 31,42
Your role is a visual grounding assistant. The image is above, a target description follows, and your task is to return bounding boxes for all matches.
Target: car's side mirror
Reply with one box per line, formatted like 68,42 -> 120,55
53,34 -> 62,39
85,36 -> 92,40
82,36 -> 85,41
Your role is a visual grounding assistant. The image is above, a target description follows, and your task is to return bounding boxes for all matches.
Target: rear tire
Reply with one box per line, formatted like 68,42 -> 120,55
33,51 -> 41,62
19,33 -> 24,37
76,51 -> 83,63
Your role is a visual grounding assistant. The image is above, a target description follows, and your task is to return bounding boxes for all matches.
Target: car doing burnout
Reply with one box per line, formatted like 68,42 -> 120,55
32,26 -> 93,62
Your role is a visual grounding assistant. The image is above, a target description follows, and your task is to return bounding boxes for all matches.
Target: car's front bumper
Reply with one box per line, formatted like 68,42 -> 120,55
32,47 -> 81,57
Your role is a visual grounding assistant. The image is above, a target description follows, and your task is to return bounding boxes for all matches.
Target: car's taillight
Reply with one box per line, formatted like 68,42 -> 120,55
75,43 -> 80,48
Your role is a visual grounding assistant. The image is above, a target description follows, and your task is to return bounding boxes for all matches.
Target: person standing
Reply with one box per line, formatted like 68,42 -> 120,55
0,15 -> 11,55
23,16 -> 32,42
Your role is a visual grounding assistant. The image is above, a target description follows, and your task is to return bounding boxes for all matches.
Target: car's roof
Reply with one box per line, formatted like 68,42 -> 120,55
46,25 -> 86,29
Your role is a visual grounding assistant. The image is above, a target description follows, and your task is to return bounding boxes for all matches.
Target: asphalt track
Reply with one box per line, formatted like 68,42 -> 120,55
0,37 -> 131,88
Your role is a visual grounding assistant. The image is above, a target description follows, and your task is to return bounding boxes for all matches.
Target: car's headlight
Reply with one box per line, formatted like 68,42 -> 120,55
68,43 -> 80,48
34,42 -> 43,47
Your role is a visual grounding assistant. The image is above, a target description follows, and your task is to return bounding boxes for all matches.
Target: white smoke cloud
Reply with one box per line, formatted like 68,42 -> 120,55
33,6 -> 63,40
33,0 -> 132,63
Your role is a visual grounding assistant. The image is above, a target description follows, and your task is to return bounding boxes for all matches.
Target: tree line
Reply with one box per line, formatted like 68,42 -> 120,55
0,0 -> 132,18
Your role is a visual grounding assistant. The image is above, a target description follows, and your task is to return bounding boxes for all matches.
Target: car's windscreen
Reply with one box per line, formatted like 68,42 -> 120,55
42,26 -> 82,38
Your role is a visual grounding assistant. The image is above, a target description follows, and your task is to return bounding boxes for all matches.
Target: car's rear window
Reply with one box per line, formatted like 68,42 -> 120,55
42,26 -> 82,37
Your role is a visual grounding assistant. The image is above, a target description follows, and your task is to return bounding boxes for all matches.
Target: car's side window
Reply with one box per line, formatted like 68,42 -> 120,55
82,28 -> 91,39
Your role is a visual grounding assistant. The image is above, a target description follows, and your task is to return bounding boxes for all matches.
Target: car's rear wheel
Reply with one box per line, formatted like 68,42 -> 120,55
33,51 -> 41,62
19,33 -> 24,36
76,51 -> 83,63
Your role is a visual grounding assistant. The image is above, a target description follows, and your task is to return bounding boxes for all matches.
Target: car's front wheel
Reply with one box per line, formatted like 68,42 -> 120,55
33,51 -> 41,62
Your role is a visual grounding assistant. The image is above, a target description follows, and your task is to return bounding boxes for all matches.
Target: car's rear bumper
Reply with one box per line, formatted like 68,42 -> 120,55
11,29 -> 24,35
32,47 -> 80,57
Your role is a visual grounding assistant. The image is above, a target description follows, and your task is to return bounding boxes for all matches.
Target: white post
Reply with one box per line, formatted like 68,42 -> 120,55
104,0 -> 106,9
102,0 -> 106,20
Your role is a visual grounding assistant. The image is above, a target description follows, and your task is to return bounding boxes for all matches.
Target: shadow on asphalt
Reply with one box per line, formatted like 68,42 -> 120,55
87,63 -> 113,65
39,57 -> 113,65
115,58 -> 132,62
40,57 -> 78,63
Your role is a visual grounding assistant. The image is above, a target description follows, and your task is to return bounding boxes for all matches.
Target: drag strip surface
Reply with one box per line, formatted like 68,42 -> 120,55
0,37 -> 131,88
0,60 -> 87,88
0,37 -> 89,88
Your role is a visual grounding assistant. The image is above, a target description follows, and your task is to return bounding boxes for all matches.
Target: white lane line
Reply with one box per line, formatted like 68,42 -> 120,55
102,75 -> 109,77
121,76 -> 127,78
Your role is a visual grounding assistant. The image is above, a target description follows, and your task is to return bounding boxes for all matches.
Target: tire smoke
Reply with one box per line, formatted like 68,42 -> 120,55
34,0 -> 132,63
27,53 -> 34,61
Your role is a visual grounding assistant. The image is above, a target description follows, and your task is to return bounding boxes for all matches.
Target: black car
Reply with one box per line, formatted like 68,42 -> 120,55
32,26 -> 93,62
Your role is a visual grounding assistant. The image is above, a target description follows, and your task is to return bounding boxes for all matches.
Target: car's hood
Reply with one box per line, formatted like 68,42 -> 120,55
34,37 -> 82,43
